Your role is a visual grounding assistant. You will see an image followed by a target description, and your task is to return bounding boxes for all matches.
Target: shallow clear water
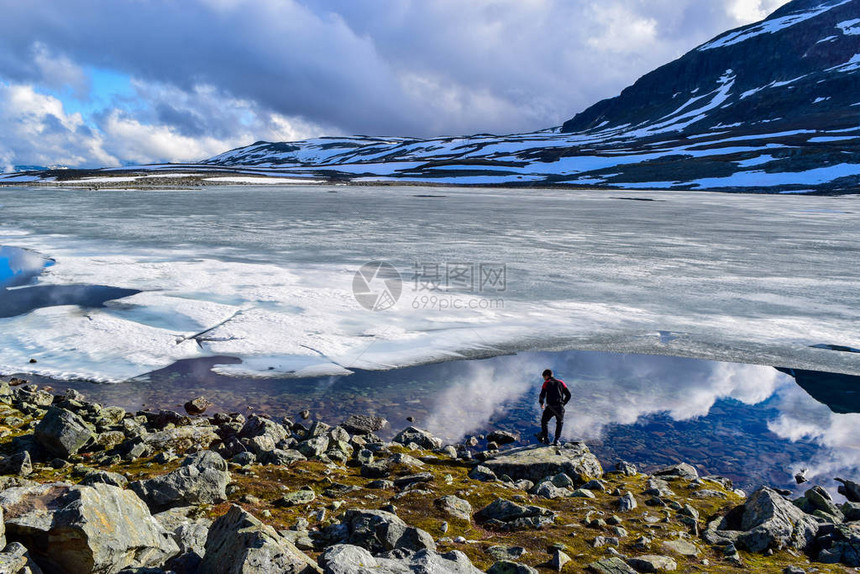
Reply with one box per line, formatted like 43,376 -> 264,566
37,348 -> 859,496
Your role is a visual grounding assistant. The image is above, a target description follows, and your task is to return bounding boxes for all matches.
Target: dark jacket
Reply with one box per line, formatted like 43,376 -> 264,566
540,377 -> 571,406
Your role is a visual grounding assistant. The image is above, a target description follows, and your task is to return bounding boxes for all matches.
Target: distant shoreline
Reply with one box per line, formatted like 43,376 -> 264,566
1,168 -> 856,195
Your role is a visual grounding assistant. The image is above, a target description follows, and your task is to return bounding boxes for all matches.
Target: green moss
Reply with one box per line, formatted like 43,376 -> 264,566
0,420 -> 849,573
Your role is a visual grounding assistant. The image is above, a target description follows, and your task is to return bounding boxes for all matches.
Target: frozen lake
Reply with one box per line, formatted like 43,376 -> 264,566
0,185 -> 858,382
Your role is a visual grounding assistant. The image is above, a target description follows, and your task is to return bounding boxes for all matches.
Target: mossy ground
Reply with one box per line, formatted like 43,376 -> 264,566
0,399 -> 853,573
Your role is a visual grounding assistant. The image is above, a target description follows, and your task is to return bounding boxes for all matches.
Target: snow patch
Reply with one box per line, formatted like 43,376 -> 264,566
700,0 -> 852,50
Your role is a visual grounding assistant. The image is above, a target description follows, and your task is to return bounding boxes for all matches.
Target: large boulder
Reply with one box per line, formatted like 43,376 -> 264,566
715,487 -> 819,553
200,505 -> 321,574
392,427 -> 443,450
483,443 -> 602,484
324,509 -> 435,555
34,407 -> 95,458
319,544 -> 482,574
0,482 -> 178,574
130,450 -> 229,512
474,498 -> 555,531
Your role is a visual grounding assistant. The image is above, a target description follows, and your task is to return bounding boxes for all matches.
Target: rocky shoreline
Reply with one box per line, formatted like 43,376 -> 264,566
0,378 -> 857,573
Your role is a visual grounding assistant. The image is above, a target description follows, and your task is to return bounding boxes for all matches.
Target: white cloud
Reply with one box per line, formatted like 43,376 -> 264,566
0,0 -> 794,167
0,83 -> 117,170
727,0 -> 792,24
31,43 -> 90,100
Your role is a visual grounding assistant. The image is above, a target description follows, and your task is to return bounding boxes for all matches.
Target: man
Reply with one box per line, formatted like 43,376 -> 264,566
536,368 -> 571,446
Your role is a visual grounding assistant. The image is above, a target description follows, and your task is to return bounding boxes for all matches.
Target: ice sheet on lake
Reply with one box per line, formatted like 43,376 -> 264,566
0,186 -> 857,382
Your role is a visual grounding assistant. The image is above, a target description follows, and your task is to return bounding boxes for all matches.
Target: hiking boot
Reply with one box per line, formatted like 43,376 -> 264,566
534,433 -> 549,445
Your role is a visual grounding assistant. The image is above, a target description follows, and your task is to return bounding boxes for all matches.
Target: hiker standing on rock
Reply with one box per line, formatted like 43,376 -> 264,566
536,369 -> 571,446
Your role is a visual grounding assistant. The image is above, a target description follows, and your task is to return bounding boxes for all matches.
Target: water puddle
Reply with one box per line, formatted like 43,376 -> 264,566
33,348 -> 860,495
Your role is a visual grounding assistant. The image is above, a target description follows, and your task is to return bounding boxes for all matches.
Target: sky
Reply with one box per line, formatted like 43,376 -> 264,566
0,0 -> 791,171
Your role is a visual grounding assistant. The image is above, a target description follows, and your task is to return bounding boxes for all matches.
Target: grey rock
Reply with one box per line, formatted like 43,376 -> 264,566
183,396 -> 212,416
34,407 -> 95,458
0,482 -> 178,574
141,426 -> 220,452
486,546 -> 526,561
474,498 -> 555,531
728,487 -> 819,553
782,568 -> 805,574
246,434 -> 276,456
297,436 -> 330,458
278,489 -> 316,507
263,448 -> 307,466
393,473 -> 433,489
551,549 -> 571,572
434,496 -> 472,521
571,488 -> 596,499
593,536 -> 619,548
653,463 -> 697,481
644,479 -> 674,498
341,415 -> 388,436
487,561 -> 538,574
0,542 -> 42,574
96,431 -> 126,451
328,426 -> 351,443
232,451 -> 256,466
320,544 -> 482,574
79,469 -> 129,489
392,426 -> 443,450
483,443 -> 602,484
534,482 -> 570,499
468,465 -> 496,482
626,555 -> 677,572
842,501 -> 860,522
582,479 -> 606,491
239,414 -> 289,443
324,483 -> 361,498
0,451 -> 32,477
587,557 -> 637,574
546,473 -> 573,488
389,453 -> 424,469
615,461 -> 638,476
618,492 -> 638,512
486,431 -> 519,446
661,539 -> 698,556
325,508 -> 436,555
825,522 -> 860,566
154,506 -> 213,574
804,485 -> 844,522
130,450 -> 230,512
201,505 -> 321,574
836,477 -> 860,503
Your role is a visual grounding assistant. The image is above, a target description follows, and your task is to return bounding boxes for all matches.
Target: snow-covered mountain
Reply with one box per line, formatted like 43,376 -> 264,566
4,0 -> 859,193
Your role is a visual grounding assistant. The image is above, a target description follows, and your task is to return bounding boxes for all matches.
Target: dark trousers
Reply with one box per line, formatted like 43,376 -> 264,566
540,404 -> 565,442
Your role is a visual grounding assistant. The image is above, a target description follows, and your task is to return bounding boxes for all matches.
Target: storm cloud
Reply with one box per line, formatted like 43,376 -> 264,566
0,0 -> 790,168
